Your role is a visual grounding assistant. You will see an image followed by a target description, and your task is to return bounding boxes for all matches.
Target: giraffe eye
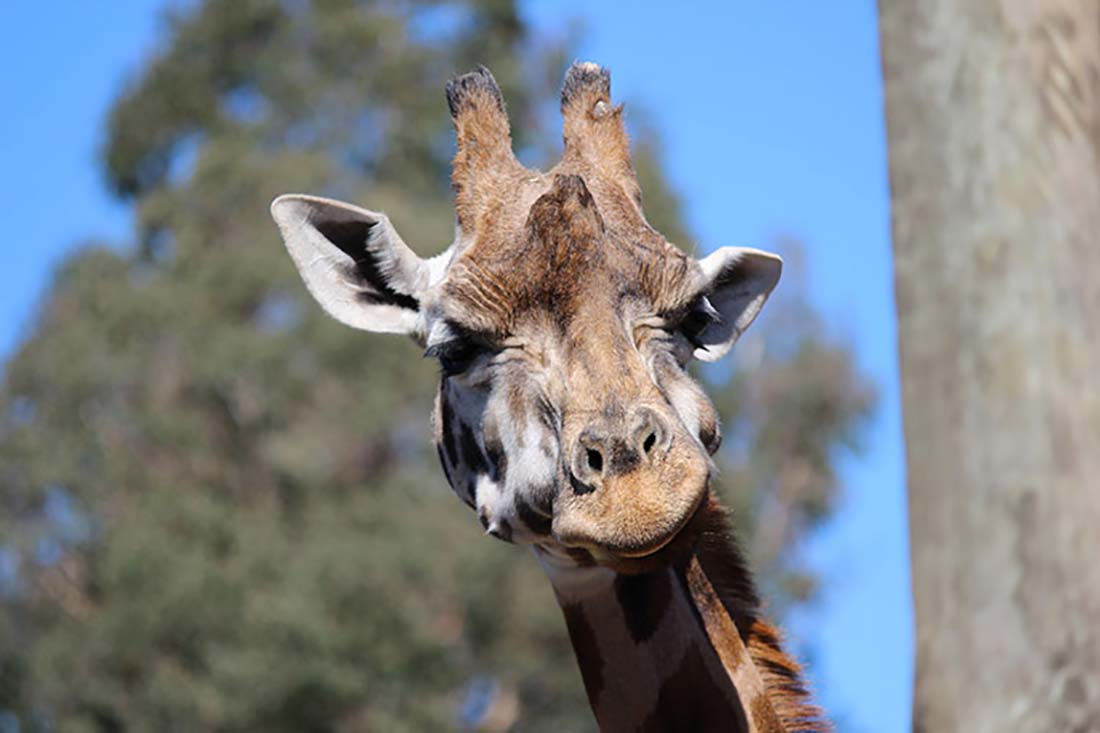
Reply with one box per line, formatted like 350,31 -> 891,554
425,339 -> 484,376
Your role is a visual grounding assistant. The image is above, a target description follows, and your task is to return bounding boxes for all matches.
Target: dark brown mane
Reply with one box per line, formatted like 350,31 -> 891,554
694,497 -> 831,732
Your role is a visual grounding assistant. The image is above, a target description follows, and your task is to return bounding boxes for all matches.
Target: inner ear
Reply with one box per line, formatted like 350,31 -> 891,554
312,216 -> 419,312
691,246 -> 782,362
270,194 -> 432,335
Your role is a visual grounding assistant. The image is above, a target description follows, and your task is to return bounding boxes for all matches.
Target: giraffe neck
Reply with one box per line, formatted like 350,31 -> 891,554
684,556 -> 784,733
538,501 -> 825,733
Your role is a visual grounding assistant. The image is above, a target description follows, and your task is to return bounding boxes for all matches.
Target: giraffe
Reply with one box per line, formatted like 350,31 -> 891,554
270,62 -> 827,733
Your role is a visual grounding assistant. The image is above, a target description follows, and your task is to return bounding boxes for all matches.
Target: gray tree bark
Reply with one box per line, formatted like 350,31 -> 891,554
878,2 -> 1100,731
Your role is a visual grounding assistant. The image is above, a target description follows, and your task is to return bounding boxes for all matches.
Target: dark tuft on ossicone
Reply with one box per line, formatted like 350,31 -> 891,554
561,61 -> 611,109
446,64 -> 505,118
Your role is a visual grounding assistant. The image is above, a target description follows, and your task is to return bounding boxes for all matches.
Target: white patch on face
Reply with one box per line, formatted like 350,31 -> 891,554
474,473 -> 513,538
481,386 -> 559,543
437,358 -> 562,544
511,420 -> 557,492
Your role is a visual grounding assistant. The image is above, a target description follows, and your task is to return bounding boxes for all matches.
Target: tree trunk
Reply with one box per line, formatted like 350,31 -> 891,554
878,2 -> 1100,731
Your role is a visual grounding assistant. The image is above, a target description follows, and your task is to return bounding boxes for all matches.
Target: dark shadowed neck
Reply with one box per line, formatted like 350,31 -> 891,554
537,502 -> 825,733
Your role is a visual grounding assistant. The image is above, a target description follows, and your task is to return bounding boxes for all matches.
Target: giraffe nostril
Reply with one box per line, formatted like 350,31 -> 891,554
632,407 -> 668,461
586,448 -> 603,473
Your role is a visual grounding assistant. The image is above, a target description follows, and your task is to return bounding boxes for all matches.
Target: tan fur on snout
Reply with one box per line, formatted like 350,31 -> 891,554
552,434 -> 710,558
547,294 -> 714,558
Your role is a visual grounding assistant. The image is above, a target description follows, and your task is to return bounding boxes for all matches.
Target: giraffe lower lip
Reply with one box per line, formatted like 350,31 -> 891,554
554,514 -> 685,559
609,489 -> 708,559
613,531 -> 680,558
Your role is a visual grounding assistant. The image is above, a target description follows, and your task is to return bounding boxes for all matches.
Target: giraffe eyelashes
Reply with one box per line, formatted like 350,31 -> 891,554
423,319 -> 494,376
425,338 -> 486,376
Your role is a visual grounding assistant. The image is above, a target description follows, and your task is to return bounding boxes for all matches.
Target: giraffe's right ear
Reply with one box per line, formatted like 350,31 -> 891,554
270,194 -> 434,335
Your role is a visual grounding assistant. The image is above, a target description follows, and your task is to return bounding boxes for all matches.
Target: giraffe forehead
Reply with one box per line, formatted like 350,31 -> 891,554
441,227 -> 698,335
438,169 -> 700,335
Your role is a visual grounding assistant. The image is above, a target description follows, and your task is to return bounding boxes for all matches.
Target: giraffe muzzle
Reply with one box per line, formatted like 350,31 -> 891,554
553,406 -> 710,559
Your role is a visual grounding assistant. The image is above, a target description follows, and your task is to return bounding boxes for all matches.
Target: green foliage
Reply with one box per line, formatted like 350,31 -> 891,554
0,1 -> 873,730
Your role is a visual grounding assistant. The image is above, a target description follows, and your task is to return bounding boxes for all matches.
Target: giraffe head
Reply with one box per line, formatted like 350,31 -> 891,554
271,63 -> 780,572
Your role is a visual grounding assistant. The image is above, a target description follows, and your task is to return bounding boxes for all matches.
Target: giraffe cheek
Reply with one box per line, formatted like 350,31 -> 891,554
659,370 -> 719,455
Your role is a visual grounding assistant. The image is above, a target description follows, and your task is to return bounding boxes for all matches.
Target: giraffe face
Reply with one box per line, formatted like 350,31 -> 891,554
427,173 -> 729,561
271,63 -> 782,570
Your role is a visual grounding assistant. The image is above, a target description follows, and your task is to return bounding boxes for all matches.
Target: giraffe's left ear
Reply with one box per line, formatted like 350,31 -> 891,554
271,194 -> 437,336
690,247 -> 782,362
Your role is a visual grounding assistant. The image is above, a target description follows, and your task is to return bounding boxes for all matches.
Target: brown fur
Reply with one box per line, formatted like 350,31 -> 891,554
550,502 -> 827,732
693,499 -> 830,733
560,62 -> 642,208
445,64 -> 698,340
447,65 -> 527,236
442,172 -> 698,337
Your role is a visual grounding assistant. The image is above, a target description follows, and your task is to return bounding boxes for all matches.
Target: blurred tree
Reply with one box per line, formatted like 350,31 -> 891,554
0,1 -> 871,730
880,2 -> 1100,730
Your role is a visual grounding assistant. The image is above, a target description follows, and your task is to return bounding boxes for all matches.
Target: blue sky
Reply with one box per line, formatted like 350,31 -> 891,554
1,2 -> 910,729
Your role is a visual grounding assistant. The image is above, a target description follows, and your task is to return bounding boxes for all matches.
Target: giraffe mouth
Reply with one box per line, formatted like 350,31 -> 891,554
607,532 -> 679,559
550,456 -> 711,564
607,486 -> 708,559
549,421 -> 712,565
